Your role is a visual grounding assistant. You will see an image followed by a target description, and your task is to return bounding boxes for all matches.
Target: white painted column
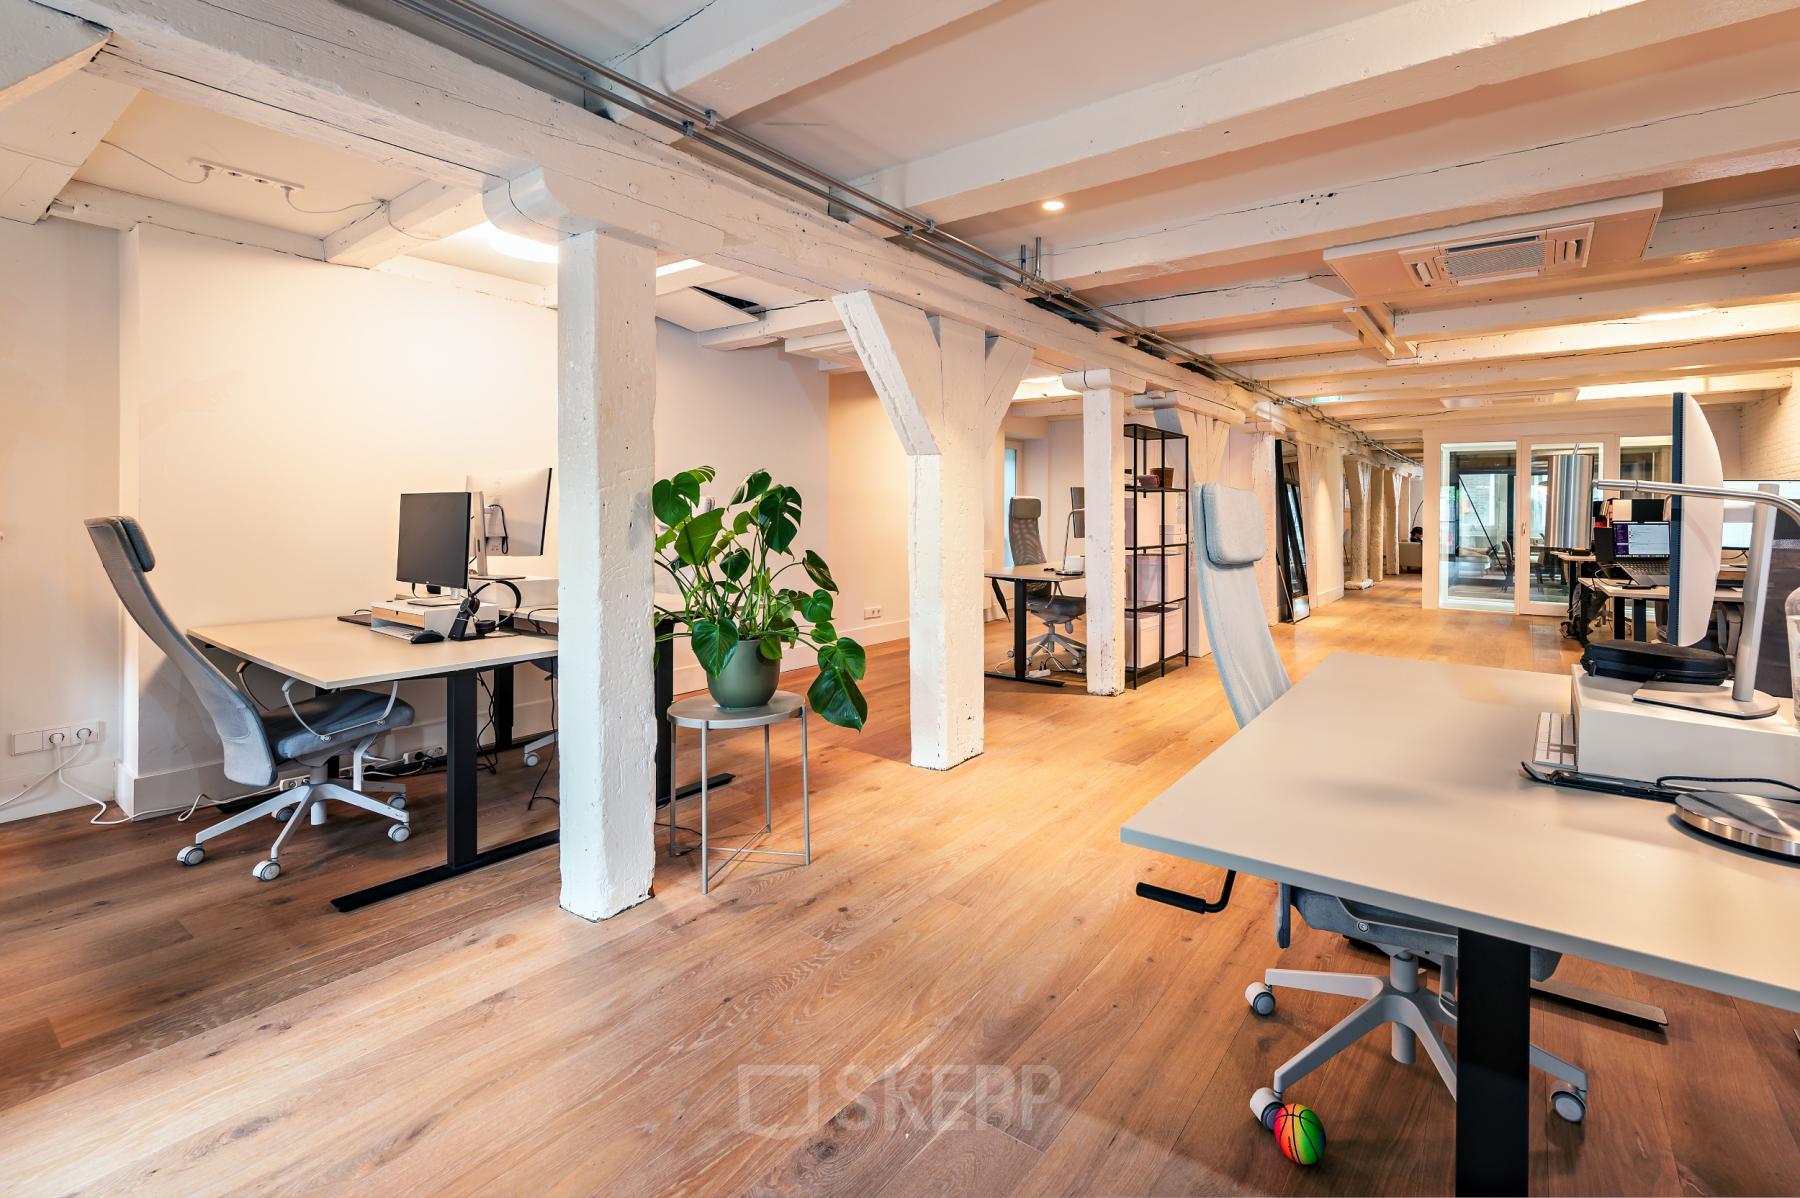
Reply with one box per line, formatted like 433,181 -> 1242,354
556,230 -> 658,921
836,291 -> 1032,769
1346,458 -> 1372,589
1064,369 -> 1145,695
1370,465 -> 1390,584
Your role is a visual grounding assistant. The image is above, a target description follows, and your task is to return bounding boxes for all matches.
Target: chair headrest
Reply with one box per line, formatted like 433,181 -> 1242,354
86,516 -> 156,572
1200,484 -> 1265,567
1010,496 -> 1042,520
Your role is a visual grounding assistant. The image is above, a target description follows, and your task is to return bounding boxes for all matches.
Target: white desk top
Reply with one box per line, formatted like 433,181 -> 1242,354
985,563 -> 1083,582
190,617 -> 557,690
1121,653 -> 1800,1012
1580,577 -> 1745,603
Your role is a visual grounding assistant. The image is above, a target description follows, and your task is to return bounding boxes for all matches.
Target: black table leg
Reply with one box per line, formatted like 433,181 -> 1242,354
1456,928 -> 1531,1197
331,667 -> 557,912
1612,595 -> 1626,637
986,575 -> 1064,688
491,664 -> 515,751
655,621 -> 731,806
1632,598 -> 1648,641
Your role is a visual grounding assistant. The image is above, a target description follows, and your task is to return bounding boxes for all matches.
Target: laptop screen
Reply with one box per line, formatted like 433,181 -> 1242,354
1613,520 -> 1670,558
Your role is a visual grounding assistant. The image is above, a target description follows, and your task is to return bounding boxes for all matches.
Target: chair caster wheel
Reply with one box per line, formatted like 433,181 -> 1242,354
387,824 -> 410,843
1551,1085 -> 1587,1123
176,844 -> 205,866
1246,982 -> 1276,1017
252,859 -> 281,882
524,752 -> 540,767
386,796 -> 406,811
1250,1087 -> 1282,1129
273,805 -> 295,822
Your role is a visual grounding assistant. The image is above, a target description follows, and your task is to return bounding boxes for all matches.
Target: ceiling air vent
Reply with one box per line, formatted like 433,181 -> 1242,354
1326,193 -> 1659,297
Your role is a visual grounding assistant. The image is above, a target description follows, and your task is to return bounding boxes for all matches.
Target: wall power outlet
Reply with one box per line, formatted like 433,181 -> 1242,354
863,605 -> 882,621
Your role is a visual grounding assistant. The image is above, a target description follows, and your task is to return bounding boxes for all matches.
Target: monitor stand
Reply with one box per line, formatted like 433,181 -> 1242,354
1634,682 -> 1781,721
1675,790 -> 1800,859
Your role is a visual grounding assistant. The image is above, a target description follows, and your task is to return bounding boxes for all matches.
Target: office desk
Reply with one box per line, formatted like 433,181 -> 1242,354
191,617 -> 558,911
985,562 -> 1083,688
1122,653 -> 1799,1195
1579,576 -> 1744,641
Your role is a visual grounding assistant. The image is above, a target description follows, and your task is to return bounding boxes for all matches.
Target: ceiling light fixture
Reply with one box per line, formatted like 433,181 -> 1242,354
1040,199 -> 1066,212
655,258 -> 704,277
483,223 -> 558,263
1014,375 -> 1078,400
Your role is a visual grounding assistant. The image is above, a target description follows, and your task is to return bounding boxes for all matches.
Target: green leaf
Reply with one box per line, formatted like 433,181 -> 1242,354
802,549 -> 837,592
808,667 -> 867,731
755,485 -> 803,554
835,637 -> 867,680
799,589 -> 833,623
690,617 -> 737,676
758,636 -> 784,661
652,478 -> 688,526
672,507 -> 725,565
731,469 -> 772,506
810,619 -> 837,643
732,510 -> 754,535
655,528 -> 677,552
719,547 -> 751,581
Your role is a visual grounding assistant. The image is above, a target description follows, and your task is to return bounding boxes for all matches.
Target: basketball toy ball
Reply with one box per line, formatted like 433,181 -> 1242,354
1272,1103 -> 1326,1165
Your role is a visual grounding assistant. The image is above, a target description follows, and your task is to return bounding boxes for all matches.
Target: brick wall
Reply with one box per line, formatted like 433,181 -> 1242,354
1738,385 -> 1800,478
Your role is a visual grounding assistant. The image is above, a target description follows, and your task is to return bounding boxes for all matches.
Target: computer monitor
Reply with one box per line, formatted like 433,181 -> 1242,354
1666,392 -> 1724,647
1723,480 -> 1800,549
466,467 -> 552,560
1612,521 -> 1669,558
397,491 -> 472,592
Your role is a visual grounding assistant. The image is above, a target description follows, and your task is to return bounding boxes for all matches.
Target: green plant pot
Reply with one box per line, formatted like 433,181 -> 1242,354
707,639 -> 781,710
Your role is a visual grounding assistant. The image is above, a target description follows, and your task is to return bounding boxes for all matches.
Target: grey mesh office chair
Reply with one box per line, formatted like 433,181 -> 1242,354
86,518 -> 414,881
1188,485 -> 1590,1131
1005,496 -> 1085,671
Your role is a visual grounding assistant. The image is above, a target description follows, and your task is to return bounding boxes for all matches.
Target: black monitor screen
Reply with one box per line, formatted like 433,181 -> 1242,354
397,492 -> 471,590
1613,520 -> 1670,559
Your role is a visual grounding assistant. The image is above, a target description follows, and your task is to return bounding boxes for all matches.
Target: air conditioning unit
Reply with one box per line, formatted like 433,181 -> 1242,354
1325,193 -> 1661,296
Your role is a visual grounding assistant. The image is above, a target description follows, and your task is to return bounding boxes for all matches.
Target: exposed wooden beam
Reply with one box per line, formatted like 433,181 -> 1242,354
0,0 -> 106,108
1343,303 -> 1416,362
609,0 -> 1006,141
50,0 -> 1235,407
49,179 -> 324,257
1106,274 -> 1353,334
0,69 -> 132,222
1048,85 -> 1800,290
852,0 -> 1800,225
1171,322 -> 1361,362
698,299 -> 843,349
323,180 -> 484,268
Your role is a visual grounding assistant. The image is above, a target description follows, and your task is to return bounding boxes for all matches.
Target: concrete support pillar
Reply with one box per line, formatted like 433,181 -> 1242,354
836,292 -> 1033,769
1387,469 -> 1408,575
1064,370 -> 1145,695
556,230 -> 658,921
1346,458 -> 1373,589
1370,465 -> 1391,583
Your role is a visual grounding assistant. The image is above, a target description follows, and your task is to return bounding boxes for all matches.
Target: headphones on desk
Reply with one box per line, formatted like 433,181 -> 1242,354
449,578 -> 524,641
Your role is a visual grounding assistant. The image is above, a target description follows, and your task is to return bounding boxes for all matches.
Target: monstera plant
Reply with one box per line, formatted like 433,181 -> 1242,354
653,466 -> 869,730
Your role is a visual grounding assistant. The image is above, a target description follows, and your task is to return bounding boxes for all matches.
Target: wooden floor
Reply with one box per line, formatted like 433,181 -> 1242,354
3,578 -> 1796,1196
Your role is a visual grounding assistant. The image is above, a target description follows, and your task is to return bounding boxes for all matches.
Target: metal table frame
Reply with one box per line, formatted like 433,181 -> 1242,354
667,692 -> 811,894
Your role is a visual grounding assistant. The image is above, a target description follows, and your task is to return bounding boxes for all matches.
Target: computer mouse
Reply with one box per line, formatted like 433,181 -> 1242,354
411,630 -> 445,644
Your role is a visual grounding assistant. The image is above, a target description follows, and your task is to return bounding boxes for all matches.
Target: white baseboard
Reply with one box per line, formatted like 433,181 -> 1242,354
0,755 -> 119,825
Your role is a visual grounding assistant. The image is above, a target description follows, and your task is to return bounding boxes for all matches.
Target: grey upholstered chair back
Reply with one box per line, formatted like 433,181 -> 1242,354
86,517 -> 277,786
1194,484 -> 1292,729
1008,496 -> 1047,566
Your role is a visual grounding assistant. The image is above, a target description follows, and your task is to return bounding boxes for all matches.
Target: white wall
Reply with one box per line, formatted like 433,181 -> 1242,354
825,371 -> 909,648
4,218 -> 839,820
0,219 -> 123,821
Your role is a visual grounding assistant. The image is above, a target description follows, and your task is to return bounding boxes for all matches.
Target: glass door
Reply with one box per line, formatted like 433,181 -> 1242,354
1440,442 -> 1517,610
1517,441 -> 1602,616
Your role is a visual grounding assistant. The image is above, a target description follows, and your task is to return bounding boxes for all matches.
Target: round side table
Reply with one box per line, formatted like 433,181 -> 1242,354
666,691 -> 811,894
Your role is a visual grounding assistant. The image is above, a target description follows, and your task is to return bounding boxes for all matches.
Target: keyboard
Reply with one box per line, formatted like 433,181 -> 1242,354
1531,711 -> 1577,770
1618,562 -> 1668,587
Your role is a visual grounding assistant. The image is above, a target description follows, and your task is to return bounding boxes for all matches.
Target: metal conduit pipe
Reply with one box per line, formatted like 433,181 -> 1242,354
391,0 -> 1416,466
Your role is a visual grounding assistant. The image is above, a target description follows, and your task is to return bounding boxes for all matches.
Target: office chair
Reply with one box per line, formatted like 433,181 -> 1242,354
1005,496 -> 1085,672
86,517 -> 414,881
1187,485 -> 1590,1130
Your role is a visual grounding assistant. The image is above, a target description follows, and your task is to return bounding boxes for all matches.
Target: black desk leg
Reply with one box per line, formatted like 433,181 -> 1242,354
985,576 -> 1064,688
1632,598 -> 1648,641
1456,928 -> 1531,1197
491,664 -> 515,751
1612,596 -> 1626,638
654,622 -> 732,806
331,667 -> 557,912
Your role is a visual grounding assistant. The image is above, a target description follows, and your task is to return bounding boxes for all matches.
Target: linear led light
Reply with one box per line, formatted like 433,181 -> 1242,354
655,258 -> 704,277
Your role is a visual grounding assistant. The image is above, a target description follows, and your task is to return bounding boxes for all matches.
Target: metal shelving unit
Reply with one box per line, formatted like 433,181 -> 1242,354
1123,424 -> 1190,688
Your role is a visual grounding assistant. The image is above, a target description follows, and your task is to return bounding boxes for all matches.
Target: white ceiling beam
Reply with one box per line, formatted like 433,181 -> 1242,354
49,0 -> 1238,408
0,0 -> 106,108
49,178 -> 325,257
1262,334 -> 1800,399
1343,303 -> 1416,362
851,0 -> 1800,225
1251,302 -> 1800,381
654,260 -> 738,297
1107,274 -> 1353,334
1048,84 -> 1800,290
1171,322 -> 1361,363
655,288 -> 758,333
697,299 -> 844,349
0,68 -> 133,222
323,180 -> 485,268
1394,261 -> 1800,340
608,0 -> 1006,141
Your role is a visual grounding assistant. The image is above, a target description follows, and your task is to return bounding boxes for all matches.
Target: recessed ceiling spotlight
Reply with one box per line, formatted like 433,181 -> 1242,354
1041,199 -> 1066,212
483,223 -> 557,263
